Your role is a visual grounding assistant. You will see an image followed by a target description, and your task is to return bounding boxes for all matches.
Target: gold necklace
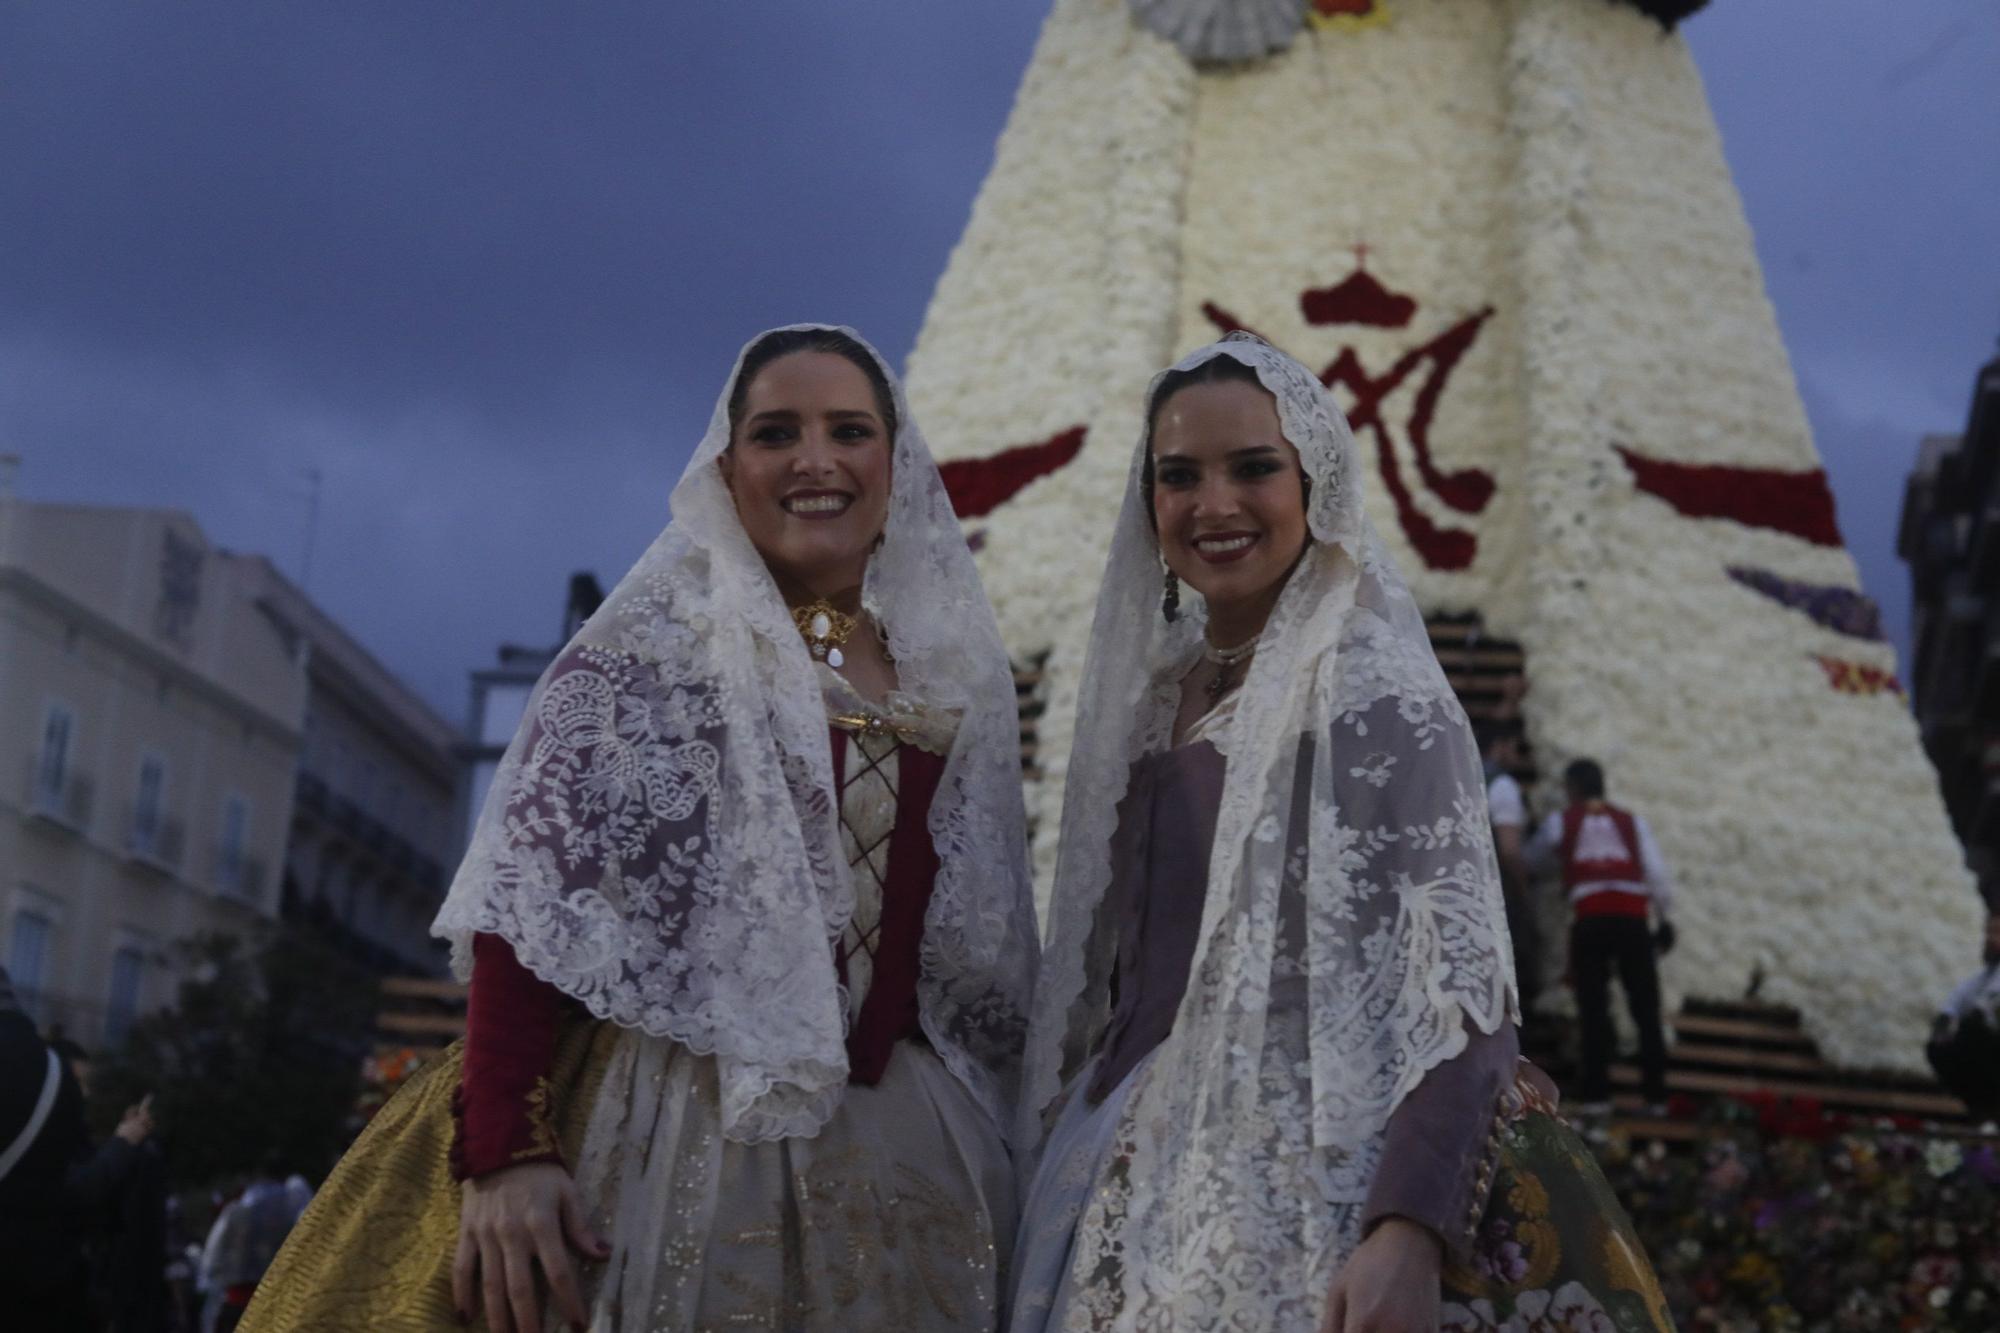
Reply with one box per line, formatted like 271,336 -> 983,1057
793,599 -> 860,668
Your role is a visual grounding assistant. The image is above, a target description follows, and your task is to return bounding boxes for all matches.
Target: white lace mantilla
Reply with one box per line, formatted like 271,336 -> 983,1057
435,325 -> 1037,1145
1020,333 -> 1517,1328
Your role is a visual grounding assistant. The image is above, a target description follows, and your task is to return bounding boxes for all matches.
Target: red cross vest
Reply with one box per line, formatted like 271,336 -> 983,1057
1558,801 -> 1651,920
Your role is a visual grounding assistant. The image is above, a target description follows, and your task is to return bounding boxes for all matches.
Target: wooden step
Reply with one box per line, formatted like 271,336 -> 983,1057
1682,997 -> 1804,1027
377,1011 -> 469,1039
1670,1013 -> 1818,1051
379,976 -> 468,1003
1662,1041 -> 1827,1076
1609,1065 -> 1969,1119
1433,647 -> 1526,671
1605,1103 -> 1706,1142
1607,1095 -> 2000,1143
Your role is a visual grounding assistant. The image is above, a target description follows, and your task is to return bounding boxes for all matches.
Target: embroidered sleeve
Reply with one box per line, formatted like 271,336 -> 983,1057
451,932 -> 565,1180
1358,1021 -> 1520,1264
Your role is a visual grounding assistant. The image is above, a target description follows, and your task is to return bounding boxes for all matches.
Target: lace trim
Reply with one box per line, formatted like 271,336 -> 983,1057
435,324 -> 1035,1146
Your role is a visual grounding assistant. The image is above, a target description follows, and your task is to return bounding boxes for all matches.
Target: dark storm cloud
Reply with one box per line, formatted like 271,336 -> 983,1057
4,2 -> 1993,715
2,2 -> 1047,712
1682,6 -> 2000,663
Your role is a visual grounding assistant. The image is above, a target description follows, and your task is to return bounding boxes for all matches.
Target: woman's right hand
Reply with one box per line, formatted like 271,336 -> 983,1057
453,1160 -> 608,1333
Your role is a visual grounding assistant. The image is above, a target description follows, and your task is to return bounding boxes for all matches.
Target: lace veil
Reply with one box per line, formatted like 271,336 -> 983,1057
1020,333 -> 1517,1325
435,325 -> 1037,1144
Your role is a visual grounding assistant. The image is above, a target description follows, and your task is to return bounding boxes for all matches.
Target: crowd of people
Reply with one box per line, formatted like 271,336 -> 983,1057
1,970 -> 314,1332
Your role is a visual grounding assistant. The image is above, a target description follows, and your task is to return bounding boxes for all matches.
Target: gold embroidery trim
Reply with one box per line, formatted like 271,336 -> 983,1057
510,1076 -> 560,1162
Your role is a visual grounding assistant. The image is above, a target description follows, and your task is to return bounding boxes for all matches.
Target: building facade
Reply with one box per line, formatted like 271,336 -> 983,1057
0,500 -> 301,1046
248,558 -> 461,977
1900,349 -> 2000,905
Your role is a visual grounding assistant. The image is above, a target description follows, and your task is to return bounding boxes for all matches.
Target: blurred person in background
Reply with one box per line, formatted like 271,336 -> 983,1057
1926,904 -> 2000,1118
1,967 -> 158,1330
1527,758 -> 1677,1116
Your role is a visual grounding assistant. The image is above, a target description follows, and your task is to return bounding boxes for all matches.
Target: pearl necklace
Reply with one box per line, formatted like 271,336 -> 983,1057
1202,633 -> 1259,702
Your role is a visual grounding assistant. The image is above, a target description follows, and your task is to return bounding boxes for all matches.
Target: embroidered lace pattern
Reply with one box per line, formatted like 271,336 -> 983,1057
1020,332 -> 1518,1327
435,325 -> 1037,1145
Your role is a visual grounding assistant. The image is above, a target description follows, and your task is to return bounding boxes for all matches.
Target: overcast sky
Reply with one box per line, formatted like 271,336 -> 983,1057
5,2 -> 1995,723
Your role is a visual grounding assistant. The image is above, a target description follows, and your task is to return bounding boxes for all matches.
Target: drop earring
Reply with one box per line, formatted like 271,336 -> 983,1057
1162,566 -> 1181,622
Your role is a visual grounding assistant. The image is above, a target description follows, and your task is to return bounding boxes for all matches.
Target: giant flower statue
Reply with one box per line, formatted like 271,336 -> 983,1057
904,0 -> 1980,1075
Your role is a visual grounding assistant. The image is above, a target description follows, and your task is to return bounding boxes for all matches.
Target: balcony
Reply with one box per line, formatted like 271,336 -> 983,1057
358,810 -> 395,858
330,795 -> 364,840
295,770 -> 331,818
126,815 -> 187,876
214,850 -> 269,905
1978,598 -> 2000,719
1974,500 -> 2000,602
25,766 -> 94,835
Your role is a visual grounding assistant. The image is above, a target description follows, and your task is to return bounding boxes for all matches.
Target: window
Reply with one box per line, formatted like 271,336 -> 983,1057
219,794 -> 250,890
105,946 -> 144,1047
8,911 -> 51,1017
133,756 -> 166,847
36,704 -> 74,802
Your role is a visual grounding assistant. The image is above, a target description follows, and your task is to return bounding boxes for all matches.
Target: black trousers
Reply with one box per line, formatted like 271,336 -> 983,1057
1571,915 -> 1667,1103
1503,888 -> 1541,1010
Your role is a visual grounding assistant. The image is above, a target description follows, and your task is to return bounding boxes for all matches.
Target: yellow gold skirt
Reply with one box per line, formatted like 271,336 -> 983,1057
239,1016 -> 619,1333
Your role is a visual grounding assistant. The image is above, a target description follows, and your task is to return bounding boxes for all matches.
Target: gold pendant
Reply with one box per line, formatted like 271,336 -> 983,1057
793,598 -> 859,667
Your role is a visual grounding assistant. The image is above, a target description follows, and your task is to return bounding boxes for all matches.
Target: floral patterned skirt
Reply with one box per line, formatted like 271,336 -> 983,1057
1009,1058 -> 1675,1332
1440,1102 -> 1677,1332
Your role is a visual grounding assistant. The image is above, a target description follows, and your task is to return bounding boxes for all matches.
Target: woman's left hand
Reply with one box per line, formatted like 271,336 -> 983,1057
1318,1216 -> 1442,1333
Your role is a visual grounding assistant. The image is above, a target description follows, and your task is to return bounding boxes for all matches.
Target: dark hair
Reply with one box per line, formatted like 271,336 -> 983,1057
725,328 -> 898,444
1474,719 -> 1525,755
1139,356 -> 1287,530
1564,759 -> 1606,800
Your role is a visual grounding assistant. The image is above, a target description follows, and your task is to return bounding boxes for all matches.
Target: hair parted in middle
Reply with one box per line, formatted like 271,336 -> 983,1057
724,326 -> 899,444
1140,353 -> 1313,534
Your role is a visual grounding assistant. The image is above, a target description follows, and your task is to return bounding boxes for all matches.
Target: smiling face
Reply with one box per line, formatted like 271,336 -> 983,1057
1149,376 -> 1310,638
719,349 -> 893,600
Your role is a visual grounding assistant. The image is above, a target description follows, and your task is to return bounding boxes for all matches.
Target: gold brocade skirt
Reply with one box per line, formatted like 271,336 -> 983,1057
238,1015 -> 621,1333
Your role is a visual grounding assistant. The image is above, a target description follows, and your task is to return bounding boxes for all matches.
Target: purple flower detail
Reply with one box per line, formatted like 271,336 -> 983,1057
1726,566 -> 1885,642
1474,1239 -> 1530,1285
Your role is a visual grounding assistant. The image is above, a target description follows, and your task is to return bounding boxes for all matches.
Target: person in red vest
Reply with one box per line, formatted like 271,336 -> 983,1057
1528,758 -> 1677,1114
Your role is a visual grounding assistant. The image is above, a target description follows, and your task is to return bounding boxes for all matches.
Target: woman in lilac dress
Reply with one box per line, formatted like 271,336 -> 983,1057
1010,334 -> 1672,1333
